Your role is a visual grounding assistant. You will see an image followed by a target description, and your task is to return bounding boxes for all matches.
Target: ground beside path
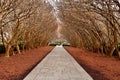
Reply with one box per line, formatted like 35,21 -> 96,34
24,46 -> 93,80
0,46 -> 54,80
0,46 -> 119,80
65,47 -> 120,80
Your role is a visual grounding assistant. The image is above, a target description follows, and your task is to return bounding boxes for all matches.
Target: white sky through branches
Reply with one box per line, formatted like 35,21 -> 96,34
44,0 -> 62,24
44,0 -> 62,38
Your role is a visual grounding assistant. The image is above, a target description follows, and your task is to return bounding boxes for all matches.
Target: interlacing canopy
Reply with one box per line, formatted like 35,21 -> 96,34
0,0 -> 120,58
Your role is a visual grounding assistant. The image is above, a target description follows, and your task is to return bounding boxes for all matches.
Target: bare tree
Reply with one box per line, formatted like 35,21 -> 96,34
57,0 -> 120,58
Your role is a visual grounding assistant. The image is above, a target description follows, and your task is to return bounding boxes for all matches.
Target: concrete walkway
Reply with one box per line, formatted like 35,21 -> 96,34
24,46 -> 93,80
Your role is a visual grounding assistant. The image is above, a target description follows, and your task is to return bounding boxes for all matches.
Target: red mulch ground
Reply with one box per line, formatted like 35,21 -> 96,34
0,46 -> 54,80
65,47 -> 120,80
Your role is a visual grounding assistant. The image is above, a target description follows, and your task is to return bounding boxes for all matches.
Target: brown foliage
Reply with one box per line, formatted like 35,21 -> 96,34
58,0 -> 120,58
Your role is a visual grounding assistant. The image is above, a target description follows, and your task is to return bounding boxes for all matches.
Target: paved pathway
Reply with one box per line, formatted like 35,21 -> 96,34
24,46 -> 93,80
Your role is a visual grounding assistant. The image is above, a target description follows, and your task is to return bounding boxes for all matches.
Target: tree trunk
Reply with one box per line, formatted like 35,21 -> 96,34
5,44 -> 11,57
118,52 -> 120,59
113,29 -> 119,57
110,46 -> 115,56
16,43 -> 21,54
22,44 -> 25,51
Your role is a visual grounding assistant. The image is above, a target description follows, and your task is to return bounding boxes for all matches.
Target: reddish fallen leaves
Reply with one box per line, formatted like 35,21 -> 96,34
0,46 -> 54,80
0,46 -> 119,80
65,47 -> 120,80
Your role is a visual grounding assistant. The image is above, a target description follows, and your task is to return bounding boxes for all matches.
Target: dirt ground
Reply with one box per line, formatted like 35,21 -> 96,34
0,46 -> 119,80
65,47 -> 120,80
0,46 -> 54,80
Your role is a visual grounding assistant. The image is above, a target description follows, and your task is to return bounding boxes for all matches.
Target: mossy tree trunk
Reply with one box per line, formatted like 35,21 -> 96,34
16,42 -> 21,54
5,44 -> 11,57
